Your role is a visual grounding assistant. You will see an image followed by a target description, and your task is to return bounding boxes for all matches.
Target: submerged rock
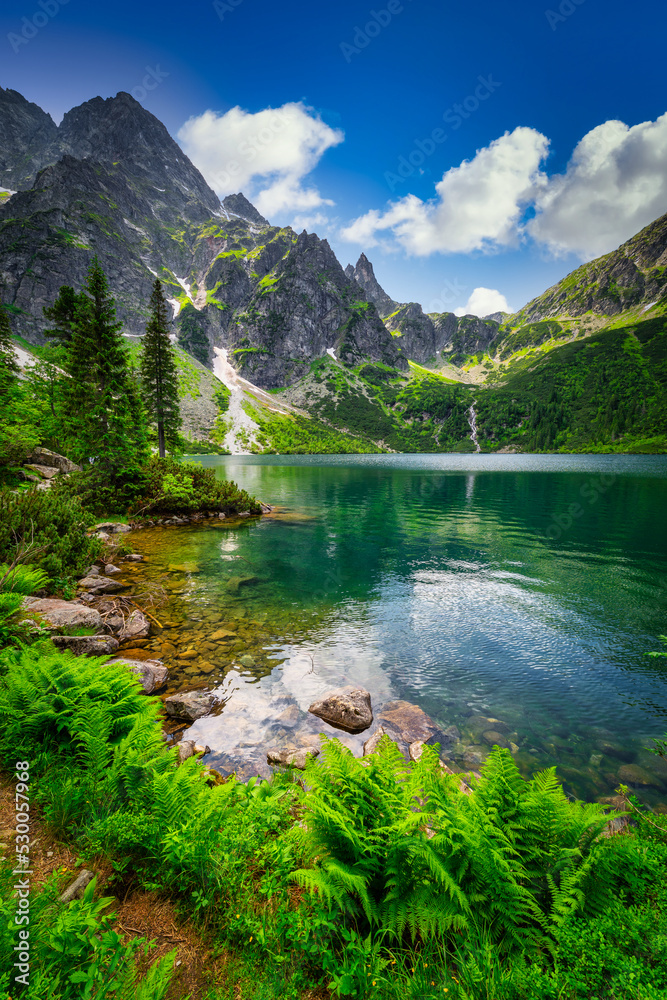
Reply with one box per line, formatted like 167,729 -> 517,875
376,700 -> 441,746
52,634 -> 119,656
267,746 -> 320,770
22,597 -> 103,631
209,628 -> 237,641
225,575 -> 259,593
308,686 -> 373,734
164,690 -> 215,721
618,763 -> 663,788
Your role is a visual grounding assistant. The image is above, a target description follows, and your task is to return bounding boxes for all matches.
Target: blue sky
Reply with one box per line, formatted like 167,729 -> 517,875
2,0 -> 666,315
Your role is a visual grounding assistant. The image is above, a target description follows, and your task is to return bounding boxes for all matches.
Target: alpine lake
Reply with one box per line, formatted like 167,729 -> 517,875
119,453 -> 667,806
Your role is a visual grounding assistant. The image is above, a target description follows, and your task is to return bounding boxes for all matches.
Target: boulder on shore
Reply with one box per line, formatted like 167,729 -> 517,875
164,690 -> 215,721
22,597 -> 103,632
109,657 -> 169,694
52,635 -> 119,656
92,521 -> 132,534
308,686 -> 373,734
77,575 -> 126,594
24,463 -> 60,480
117,609 -> 151,642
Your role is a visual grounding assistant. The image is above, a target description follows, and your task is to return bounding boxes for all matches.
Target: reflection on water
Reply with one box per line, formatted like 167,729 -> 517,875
120,454 -> 667,804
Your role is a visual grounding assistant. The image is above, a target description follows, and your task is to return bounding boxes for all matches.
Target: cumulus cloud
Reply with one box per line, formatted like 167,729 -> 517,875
177,102 -> 344,221
340,128 -> 549,254
341,113 -> 667,261
528,113 -> 667,258
454,287 -> 512,317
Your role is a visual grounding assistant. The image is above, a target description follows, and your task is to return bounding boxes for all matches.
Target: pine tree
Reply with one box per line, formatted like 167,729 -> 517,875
0,305 -> 19,401
43,285 -> 79,344
62,257 -> 145,471
139,280 -> 182,457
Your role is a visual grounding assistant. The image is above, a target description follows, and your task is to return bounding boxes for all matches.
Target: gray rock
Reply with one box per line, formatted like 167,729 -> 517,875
308,686 -> 373,734
26,447 -> 80,474
239,654 -> 256,668
93,521 -> 131,534
164,690 -> 215,721
267,746 -> 320,770
104,564 -> 121,575
22,597 -> 103,631
463,745 -> 489,769
51,634 -> 119,656
109,657 -> 169,694
275,704 -> 300,728
86,565 -> 100,576
123,553 -> 143,562
363,726 -> 389,755
24,463 -> 60,479
117,609 -> 151,642
77,576 -> 126,594
177,740 -> 196,763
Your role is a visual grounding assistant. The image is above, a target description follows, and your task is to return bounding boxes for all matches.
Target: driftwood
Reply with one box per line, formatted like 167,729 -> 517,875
59,869 -> 94,903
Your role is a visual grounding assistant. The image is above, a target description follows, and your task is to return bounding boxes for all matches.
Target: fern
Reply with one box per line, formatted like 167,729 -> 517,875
292,739 -> 620,955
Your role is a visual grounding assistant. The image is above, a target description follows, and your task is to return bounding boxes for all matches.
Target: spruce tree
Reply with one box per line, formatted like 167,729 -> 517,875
63,257 -> 144,471
43,286 -> 79,344
139,279 -> 182,457
0,305 -> 19,401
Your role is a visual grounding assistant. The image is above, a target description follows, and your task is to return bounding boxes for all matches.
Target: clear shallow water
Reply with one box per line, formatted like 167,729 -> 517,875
127,454 -> 667,803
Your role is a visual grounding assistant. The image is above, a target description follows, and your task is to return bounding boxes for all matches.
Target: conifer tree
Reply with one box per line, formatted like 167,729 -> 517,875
139,279 -> 181,457
62,257 -> 145,471
0,305 -> 19,401
43,286 -> 79,344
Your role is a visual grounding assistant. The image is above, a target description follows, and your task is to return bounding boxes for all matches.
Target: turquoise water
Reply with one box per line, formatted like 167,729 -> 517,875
133,454 -> 667,800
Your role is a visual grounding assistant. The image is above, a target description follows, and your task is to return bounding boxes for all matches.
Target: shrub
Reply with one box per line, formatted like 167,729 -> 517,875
0,487 -> 101,584
127,456 -> 261,516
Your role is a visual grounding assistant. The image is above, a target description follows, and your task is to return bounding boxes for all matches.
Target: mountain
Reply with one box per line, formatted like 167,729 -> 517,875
0,89 -> 404,386
0,87 -> 58,189
512,213 -> 667,326
345,252 -> 499,365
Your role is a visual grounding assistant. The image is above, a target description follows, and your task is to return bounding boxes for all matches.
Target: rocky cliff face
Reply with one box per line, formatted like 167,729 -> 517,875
346,253 -> 499,364
0,89 -> 404,386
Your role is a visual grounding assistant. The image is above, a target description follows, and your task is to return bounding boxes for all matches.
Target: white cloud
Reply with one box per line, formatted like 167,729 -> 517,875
528,113 -> 667,258
177,102 -> 344,221
341,113 -> 667,262
340,128 -> 549,255
454,287 -> 512,317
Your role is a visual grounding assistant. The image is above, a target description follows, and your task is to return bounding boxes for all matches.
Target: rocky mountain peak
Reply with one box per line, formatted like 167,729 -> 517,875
347,252 -> 398,319
0,87 -> 58,189
222,192 -> 269,227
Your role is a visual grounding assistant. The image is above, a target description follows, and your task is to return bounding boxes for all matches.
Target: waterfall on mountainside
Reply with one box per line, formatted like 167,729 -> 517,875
468,404 -> 481,453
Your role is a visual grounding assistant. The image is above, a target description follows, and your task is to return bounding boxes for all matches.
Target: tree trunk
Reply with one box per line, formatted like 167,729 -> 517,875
158,420 -> 165,459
